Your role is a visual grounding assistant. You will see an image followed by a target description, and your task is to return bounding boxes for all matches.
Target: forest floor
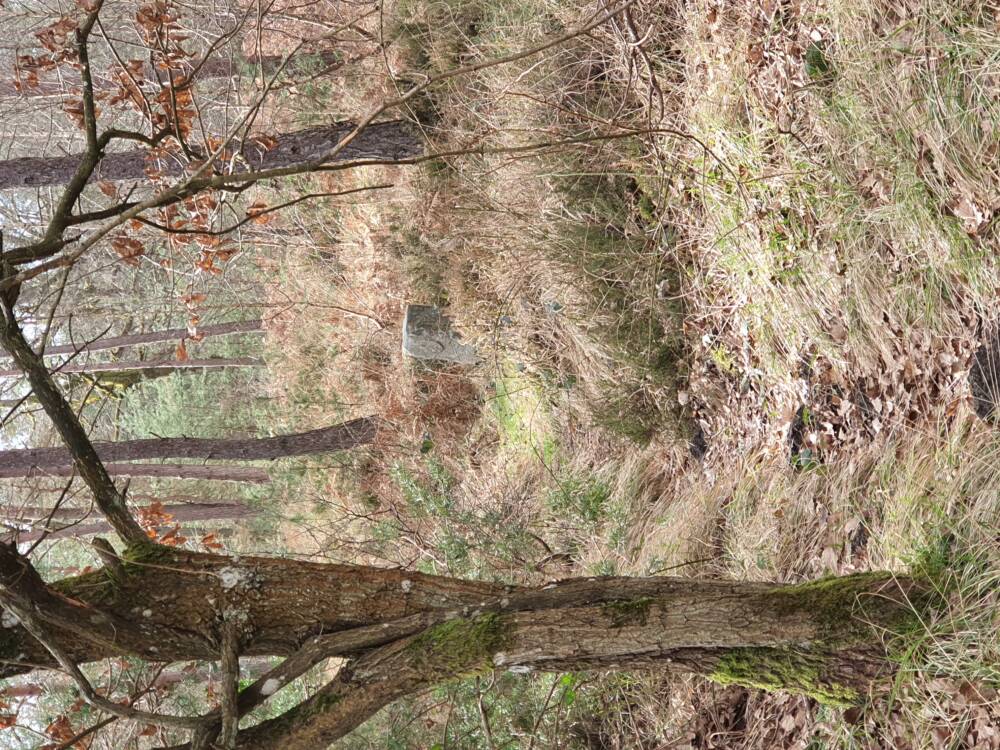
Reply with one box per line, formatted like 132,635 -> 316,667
201,0 -> 1000,747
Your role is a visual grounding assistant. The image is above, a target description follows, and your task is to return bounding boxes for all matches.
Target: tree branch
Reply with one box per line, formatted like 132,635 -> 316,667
0,575 -> 203,729
218,621 -> 241,749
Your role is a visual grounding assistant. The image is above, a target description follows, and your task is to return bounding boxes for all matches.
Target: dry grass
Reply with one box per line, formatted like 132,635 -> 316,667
246,0 -> 1000,746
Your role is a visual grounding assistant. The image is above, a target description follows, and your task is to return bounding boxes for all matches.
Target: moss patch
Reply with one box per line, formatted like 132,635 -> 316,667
770,572 -> 925,644
709,647 -> 860,707
408,613 -> 508,677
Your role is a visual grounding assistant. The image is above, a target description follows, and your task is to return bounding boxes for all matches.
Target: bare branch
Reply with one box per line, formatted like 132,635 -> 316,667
0,594 -> 203,729
218,622 -> 241,749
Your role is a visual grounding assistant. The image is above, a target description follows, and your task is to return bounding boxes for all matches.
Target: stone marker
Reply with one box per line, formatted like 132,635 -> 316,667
970,329 -> 1000,422
402,304 -> 478,366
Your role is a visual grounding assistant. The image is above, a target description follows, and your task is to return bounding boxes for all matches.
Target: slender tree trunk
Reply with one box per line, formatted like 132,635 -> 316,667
2,500 -> 248,522
0,417 -> 376,478
6,502 -> 255,542
14,320 -> 261,359
4,463 -> 271,482
0,120 -> 421,191
1,51 -> 343,98
0,356 -> 262,379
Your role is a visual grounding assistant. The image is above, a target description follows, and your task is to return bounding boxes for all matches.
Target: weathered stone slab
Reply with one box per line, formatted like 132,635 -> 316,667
402,304 -> 477,365
971,329 -> 1000,422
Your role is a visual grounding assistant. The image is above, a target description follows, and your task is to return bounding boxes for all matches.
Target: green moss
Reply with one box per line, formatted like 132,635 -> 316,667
122,541 -> 175,566
48,566 -> 118,606
771,572 -> 923,644
408,613 -> 508,677
601,597 -> 654,628
709,647 -> 860,707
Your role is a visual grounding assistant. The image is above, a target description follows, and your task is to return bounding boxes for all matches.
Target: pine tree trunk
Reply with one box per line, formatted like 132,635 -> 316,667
1,51 -> 342,98
0,121 -> 420,191
3,463 -> 271,482
9,320 -> 261,359
0,417 -> 376,478
6,502 -> 255,542
0,356 -> 262,379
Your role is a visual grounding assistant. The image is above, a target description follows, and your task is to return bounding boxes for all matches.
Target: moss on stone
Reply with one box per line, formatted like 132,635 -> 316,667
408,613 -> 508,676
602,596 -> 654,627
709,647 -> 860,708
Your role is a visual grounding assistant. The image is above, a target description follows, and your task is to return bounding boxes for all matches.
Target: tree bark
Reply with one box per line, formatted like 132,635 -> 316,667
9,320 -> 261,359
0,548 -> 926,744
1,51 -> 343,98
0,417 -> 376,478
0,121 -> 421,191
6,502 -> 255,542
233,572 -> 925,750
3,463 -> 271,482
0,544 -> 508,677
0,356 -> 262,379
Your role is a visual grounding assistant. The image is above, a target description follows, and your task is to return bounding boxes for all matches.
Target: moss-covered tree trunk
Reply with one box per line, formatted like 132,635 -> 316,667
0,543 -> 924,748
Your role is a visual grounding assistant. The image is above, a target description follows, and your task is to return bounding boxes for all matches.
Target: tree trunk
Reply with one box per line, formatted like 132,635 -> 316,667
12,320 -> 261,359
0,548 -> 926,743
0,356 -> 262,379
6,502 -> 255,542
0,417 -> 376,478
4,463 -> 271,482
235,572 -> 926,750
2,500 -> 248,522
1,51 -> 343,98
0,120 -> 421,191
